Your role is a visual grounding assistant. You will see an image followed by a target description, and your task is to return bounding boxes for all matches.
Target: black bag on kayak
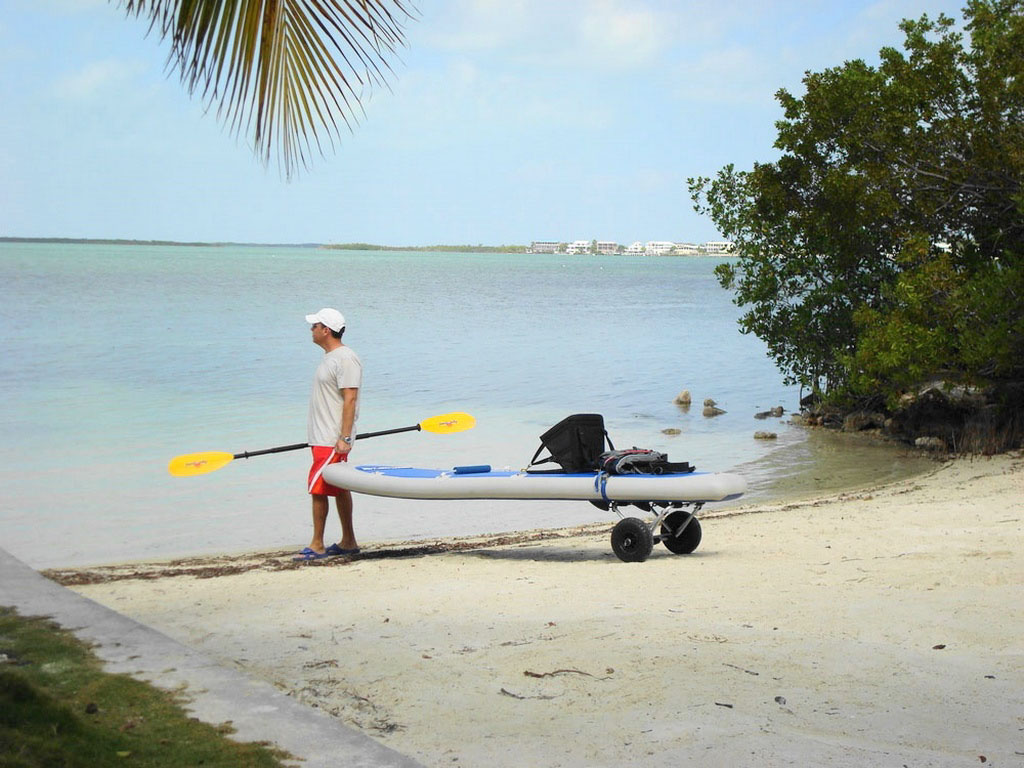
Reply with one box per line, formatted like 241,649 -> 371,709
598,448 -> 694,475
527,413 -> 614,473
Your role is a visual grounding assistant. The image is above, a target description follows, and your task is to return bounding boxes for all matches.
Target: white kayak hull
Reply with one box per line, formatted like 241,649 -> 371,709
323,463 -> 746,503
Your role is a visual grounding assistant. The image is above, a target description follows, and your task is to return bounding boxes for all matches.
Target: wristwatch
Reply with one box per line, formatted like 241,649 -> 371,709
341,435 -> 353,445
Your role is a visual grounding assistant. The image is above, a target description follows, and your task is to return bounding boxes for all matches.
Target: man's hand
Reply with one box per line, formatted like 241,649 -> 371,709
335,437 -> 352,456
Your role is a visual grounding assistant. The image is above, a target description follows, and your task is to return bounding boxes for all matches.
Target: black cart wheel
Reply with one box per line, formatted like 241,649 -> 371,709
660,510 -> 702,554
611,517 -> 654,562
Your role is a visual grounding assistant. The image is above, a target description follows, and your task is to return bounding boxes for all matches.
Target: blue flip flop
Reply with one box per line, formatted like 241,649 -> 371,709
325,543 -> 360,556
292,549 -> 331,561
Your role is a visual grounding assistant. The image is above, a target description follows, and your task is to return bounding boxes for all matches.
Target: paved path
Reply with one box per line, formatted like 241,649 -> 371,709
0,547 -> 423,768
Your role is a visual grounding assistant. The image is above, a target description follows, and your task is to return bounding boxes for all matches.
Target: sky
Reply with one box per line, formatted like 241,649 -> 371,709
1,0 -> 969,246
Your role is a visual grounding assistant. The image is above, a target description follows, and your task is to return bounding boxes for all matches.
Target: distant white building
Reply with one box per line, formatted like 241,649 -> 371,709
528,241 -> 560,254
645,241 -> 676,256
702,241 -> 735,254
531,238 -> 731,256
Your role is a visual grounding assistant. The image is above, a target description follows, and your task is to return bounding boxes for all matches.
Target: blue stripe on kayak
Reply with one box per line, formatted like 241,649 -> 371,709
354,465 -> 519,478
354,465 -> 712,480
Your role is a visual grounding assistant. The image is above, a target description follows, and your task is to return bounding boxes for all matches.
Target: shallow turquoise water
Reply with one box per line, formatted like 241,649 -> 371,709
0,242 -> 926,567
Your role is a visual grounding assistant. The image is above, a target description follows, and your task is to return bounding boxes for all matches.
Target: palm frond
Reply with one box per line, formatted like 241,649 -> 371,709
118,0 -> 415,178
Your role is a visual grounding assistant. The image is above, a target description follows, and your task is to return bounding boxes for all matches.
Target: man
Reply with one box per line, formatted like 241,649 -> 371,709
296,307 -> 362,561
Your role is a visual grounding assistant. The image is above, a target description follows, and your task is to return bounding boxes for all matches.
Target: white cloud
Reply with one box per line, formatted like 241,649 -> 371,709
578,1 -> 672,67
418,0 -> 535,52
420,0 -> 680,71
53,59 -> 135,100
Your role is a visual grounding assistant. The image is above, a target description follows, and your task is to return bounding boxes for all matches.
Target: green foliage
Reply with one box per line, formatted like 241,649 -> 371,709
690,0 -> 1023,400
844,248 -> 962,399
848,248 -> 1024,400
0,607 -> 288,767
118,1 -> 415,179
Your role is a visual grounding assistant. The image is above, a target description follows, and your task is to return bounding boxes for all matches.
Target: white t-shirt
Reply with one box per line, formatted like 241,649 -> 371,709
307,345 -> 362,446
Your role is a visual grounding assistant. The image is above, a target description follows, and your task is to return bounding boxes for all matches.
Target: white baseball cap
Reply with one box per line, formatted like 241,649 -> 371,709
305,308 -> 346,332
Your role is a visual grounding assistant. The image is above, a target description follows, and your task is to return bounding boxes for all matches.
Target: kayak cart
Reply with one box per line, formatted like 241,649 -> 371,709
324,414 -> 745,563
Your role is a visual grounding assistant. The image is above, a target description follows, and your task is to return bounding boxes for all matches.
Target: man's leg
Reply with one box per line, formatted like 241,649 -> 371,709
335,489 -> 357,550
309,493 -> 329,553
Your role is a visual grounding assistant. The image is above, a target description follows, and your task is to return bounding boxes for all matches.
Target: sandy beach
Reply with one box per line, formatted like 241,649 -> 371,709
52,454 -> 1023,767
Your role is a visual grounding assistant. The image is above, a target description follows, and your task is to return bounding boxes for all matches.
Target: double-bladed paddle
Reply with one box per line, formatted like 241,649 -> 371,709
167,411 -> 476,477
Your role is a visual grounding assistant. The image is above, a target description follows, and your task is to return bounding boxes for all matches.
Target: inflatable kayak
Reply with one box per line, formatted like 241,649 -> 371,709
323,463 -> 746,503
323,462 -> 746,563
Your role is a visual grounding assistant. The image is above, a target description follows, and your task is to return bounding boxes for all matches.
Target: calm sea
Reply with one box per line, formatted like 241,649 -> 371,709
0,242 -> 930,567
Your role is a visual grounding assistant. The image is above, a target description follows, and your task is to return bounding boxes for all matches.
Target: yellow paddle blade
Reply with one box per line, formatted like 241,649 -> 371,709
168,451 -> 235,477
419,412 -> 475,434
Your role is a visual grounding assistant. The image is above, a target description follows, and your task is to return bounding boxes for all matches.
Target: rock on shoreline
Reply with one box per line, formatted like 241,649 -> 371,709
797,381 -> 1024,454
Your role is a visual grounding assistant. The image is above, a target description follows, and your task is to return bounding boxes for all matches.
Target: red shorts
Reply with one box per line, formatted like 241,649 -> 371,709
308,446 -> 349,496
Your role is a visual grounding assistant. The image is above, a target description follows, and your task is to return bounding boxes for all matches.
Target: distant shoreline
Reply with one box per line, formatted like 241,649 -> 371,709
0,236 -> 319,248
322,242 -> 528,253
1,238 -> 727,257
0,236 -> 524,253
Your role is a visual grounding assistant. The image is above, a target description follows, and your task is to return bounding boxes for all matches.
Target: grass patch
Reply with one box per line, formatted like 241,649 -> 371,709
0,606 -> 290,767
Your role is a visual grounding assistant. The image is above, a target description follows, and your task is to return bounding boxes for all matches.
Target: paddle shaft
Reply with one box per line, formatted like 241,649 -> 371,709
232,425 -> 421,460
